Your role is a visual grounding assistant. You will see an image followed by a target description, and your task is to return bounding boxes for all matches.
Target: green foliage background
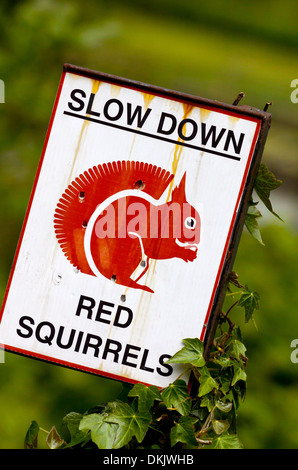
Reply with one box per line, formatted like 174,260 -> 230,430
0,0 -> 297,449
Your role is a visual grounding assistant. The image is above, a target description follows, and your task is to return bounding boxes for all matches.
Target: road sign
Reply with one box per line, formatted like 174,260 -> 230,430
0,64 -> 271,388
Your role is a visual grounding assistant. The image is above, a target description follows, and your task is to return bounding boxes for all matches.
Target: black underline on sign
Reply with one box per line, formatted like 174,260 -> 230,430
63,111 -> 241,162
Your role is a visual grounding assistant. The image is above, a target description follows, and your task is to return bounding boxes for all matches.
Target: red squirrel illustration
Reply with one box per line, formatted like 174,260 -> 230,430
54,161 -> 201,293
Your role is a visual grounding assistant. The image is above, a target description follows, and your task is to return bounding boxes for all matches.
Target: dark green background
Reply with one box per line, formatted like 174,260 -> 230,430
0,0 -> 297,449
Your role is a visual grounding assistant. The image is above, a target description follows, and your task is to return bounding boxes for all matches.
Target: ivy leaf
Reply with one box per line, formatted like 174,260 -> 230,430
46,426 -> 66,449
215,400 -> 233,413
232,325 -> 243,342
232,364 -> 247,386
238,288 -> 260,322
218,373 -> 233,395
161,379 -> 192,416
200,394 -> 215,412
190,405 -> 209,421
63,412 -> 90,447
170,416 -> 198,447
128,383 -> 161,412
212,418 -> 230,435
232,380 -> 247,409
214,354 -> 232,367
211,433 -> 243,449
245,204 -> 264,245
165,338 -> 205,368
24,420 -> 39,449
79,412 -> 118,449
198,367 -> 219,397
254,163 -> 283,221
229,339 -> 247,361
117,383 -> 134,402
104,401 -> 151,448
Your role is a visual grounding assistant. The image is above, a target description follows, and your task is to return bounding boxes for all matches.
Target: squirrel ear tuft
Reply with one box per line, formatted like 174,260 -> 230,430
171,172 -> 187,203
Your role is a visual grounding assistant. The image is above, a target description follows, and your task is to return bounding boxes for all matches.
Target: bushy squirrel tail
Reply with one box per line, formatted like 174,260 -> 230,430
53,160 -> 174,275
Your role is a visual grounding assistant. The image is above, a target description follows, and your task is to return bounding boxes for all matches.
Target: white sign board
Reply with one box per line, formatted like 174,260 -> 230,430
0,65 -> 265,388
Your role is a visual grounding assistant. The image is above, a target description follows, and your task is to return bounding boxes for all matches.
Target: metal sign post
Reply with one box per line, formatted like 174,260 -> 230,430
0,64 -> 271,388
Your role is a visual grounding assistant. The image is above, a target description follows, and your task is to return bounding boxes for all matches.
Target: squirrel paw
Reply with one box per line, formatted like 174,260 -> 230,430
183,246 -> 198,262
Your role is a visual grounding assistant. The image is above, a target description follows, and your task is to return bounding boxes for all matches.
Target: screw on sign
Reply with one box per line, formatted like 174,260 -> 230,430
0,64 -> 271,388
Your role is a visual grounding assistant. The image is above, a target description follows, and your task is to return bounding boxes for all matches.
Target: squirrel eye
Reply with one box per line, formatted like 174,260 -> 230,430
185,217 -> 196,229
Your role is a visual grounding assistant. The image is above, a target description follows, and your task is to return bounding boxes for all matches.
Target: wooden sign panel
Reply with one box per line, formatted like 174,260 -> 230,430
0,65 -> 271,388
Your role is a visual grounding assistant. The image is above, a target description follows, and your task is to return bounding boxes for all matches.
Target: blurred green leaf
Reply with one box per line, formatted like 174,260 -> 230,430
24,420 -> 39,449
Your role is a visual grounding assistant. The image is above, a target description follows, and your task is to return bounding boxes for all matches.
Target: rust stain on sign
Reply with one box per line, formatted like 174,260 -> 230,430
67,121 -> 88,185
166,102 -> 194,201
200,107 -> 211,122
92,79 -> 101,95
228,115 -> 240,128
68,80 -> 101,184
143,92 -> 155,110
110,83 -> 121,98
